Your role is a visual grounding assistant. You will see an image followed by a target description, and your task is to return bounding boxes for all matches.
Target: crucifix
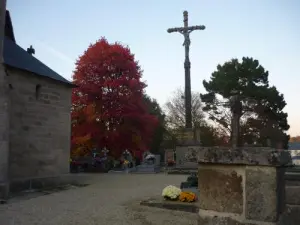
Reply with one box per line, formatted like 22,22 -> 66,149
167,11 -> 205,129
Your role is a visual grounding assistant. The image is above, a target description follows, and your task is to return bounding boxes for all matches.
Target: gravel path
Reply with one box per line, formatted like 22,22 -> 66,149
0,174 -> 197,225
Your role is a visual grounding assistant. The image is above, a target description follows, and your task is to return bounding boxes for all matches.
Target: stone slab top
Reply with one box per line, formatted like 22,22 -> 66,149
140,196 -> 198,213
184,147 -> 292,167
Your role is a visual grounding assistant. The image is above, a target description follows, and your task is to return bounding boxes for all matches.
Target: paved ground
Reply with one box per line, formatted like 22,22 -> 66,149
0,174 -> 197,225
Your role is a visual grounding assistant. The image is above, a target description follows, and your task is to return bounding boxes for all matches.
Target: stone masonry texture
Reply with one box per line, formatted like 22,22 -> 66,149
198,165 -> 243,214
195,147 -> 292,224
0,0 -> 9,199
0,64 -> 9,183
245,166 -> 278,222
197,214 -> 257,225
7,67 -> 72,179
176,146 -> 198,168
185,146 -> 292,166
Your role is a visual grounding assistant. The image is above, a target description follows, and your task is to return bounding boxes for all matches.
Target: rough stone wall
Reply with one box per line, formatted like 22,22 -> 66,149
0,61 -> 9,196
7,67 -> 72,180
198,164 -> 283,224
0,0 -> 9,196
176,146 -> 198,168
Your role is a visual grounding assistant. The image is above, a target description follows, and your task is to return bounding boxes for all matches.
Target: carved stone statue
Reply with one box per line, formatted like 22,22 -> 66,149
182,32 -> 191,59
182,33 -> 191,47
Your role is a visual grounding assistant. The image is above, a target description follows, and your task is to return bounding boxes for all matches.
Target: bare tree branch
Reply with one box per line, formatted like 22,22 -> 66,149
164,88 -> 204,129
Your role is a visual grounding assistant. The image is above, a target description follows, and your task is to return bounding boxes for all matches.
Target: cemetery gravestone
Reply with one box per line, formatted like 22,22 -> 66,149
135,152 -> 160,173
108,150 -> 136,173
180,172 -> 199,196
165,149 -> 174,161
142,151 -> 151,161
165,149 -> 175,167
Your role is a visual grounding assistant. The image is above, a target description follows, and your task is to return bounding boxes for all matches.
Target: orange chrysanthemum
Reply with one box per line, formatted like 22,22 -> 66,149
179,192 -> 197,202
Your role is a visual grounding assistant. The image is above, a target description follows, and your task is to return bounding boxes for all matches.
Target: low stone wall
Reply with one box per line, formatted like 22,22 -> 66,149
176,146 -> 198,168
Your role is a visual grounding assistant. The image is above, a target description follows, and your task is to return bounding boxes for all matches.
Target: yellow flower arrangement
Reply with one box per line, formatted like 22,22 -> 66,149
179,191 -> 197,202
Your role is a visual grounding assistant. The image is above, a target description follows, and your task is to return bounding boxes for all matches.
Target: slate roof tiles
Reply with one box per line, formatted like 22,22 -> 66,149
3,10 -> 73,86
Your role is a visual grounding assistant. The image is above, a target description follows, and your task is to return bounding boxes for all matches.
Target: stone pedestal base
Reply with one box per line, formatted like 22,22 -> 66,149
176,146 -> 199,168
176,128 -> 201,146
185,147 -> 292,225
197,164 -> 285,224
175,128 -> 201,168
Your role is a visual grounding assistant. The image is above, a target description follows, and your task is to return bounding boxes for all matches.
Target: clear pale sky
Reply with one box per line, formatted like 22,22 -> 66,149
6,0 -> 300,136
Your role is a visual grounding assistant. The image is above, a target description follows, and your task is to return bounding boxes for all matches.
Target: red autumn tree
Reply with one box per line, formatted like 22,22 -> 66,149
71,38 -> 158,158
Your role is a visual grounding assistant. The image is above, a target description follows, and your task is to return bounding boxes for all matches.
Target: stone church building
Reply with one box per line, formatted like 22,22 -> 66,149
0,6 -> 74,198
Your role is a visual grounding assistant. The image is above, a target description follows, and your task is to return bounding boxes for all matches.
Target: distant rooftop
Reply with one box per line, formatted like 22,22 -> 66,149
3,10 -> 73,86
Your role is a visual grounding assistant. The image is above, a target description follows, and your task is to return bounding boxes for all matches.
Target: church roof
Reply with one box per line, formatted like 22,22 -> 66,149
3,10 -> 73,86
5,10 -> 15,43
3,37 -> 73,85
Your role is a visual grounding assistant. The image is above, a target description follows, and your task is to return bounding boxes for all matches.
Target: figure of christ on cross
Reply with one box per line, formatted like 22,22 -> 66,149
167,11 -> 205,129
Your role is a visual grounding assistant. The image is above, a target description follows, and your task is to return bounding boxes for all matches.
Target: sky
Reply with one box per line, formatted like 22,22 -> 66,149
6,0 -> 300,136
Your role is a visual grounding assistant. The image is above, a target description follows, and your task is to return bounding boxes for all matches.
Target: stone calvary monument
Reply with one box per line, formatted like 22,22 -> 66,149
167,10 -> 205,130
167,11 -> 205,168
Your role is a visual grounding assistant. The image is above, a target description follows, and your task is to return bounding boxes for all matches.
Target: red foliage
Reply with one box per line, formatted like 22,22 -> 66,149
71,38 -> 158,158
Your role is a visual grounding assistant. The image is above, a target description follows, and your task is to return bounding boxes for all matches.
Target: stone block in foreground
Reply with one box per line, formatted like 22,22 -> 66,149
185,147 -> 292,225
140,196 -> 198,213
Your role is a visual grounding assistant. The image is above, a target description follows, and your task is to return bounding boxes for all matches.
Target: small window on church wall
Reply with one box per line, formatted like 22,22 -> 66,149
35,84 -> 41,99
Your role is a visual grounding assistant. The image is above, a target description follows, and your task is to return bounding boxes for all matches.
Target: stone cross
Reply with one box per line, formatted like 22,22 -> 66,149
167,11 -> 205,129
230,95 -> 242,148
27,45 -> 35,55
